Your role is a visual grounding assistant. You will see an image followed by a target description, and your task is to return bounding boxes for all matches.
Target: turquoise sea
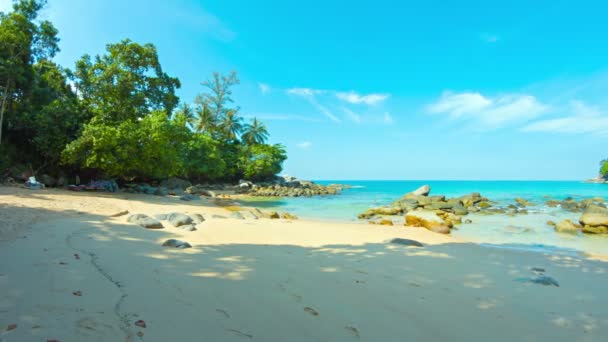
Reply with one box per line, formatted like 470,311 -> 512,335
241,181 -> 608,255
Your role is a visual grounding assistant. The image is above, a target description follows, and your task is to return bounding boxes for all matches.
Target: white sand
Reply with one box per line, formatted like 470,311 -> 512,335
1,187 -> 608,341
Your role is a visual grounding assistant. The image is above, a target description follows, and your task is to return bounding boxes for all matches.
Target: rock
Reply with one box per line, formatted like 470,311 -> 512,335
477,201 -> 492,209
545,200 -> 561,208
160,177 -> 192,190
358,206 -> 404,219
190,213 -> 205,223
211,214 -> 227,219
40,174 -> 57,187
378,219 -> 394,226
464,219 -> 473,224
410,185 -> 431,196
459,193 -> 483,207
405,211 -> 451,234
268,211 -> 280,219
281,212 -> 298,220
515,198 -> 534,207
546,220 -> 556,227
451,204 -> 469,216
579,205 -> 608,228
389,238 -> 423,247
241,211 -> 259,220
167,213 -> 194,227
127,214 -> 164,229
554,219 -> 581,234
529,275 -> 559,287
230,212 -> 245,220
582,225 -> 608,234
154,187 -> 169,196
180,194 -> 199,201
179,224 -> 197,232
110,210 -> 129,217
161,239 -> 192,249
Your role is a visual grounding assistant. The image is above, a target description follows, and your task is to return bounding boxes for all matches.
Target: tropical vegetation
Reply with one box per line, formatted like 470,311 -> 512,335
0,0 -> 286,183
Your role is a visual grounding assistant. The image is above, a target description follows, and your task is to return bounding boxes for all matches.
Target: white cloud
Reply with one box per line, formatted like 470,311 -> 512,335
258,83 -> 270,94
287,87 -> 340,122
287,87 -> 325,96
522,101 -> 608,135
427,91 -> 547,129
342,108 -> 361,124
336,91 -> 390,105
296,141 -> 312,149
383,112 -> 394,124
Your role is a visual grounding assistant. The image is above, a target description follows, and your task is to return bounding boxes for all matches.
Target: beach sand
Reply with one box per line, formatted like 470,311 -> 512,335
1,186 -> 607,341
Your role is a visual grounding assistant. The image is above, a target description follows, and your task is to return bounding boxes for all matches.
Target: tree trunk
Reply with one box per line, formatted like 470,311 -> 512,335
0,78 -> 10,145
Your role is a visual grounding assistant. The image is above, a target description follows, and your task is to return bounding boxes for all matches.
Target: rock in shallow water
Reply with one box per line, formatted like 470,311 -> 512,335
161,239 -> 192,249
127,214 -> 163,229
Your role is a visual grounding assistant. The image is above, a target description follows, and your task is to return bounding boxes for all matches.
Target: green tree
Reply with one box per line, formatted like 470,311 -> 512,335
0,0 -> 59,144
71,39 -> 180,124
242,117 -> 269,145
192,102 -> 217,134
197,71 -> 239,118
173,102 -> 195,128
239,144 -> 287,181
63,110 -> 189,179
600,159 -> 608,179
220,109 -> 243,140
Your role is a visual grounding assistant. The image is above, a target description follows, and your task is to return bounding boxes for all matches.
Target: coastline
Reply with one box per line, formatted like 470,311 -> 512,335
2,186 -> 608,340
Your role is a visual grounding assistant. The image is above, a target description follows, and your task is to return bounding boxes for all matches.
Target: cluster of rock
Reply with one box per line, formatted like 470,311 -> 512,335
240,175 -> 348,197
549,204 -> 608,235
359,185 -> 495,234
584,175 -> 608,184
544,197 -> 605,212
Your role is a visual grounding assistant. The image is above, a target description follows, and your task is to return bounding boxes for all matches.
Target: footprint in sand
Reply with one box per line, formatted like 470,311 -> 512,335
345,325 -> 360,339
304,307 -> 319,316
216,309 -> 231,319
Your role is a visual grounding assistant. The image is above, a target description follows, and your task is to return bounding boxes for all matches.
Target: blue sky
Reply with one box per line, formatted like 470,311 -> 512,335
2,0 -> 608,180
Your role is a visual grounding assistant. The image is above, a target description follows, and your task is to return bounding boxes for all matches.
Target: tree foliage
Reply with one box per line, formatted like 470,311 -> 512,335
1,1 -> 287,183
600,159 -> 608,179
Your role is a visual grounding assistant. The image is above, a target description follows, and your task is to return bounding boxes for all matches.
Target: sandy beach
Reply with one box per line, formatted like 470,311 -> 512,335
1,186 -> 608,341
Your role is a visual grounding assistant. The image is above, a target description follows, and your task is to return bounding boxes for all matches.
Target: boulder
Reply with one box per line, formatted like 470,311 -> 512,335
545,200 -> 561,208
405,211 -> 451,234
161,239 -> 192,249
281,212 -> 298,220
190,213 -> 205,223
410,185 -> 431,196
268,211 -> 281,219
546,220 -> 556,227
160,177 -> 192,190
154,187 -> 169,196
477,201 -> 492,209
179,224 -> 197,232
358,206 -> 403,219
378,219 -> 394,226
389,238 -> 423,247
582,225 -> 608,234
127,214 -> 164,229
515,198 -> 534,207
230,212 -> 245,220
180,194 -> 199,201
579,205 -> 608,228
241,211 -> 259,220
554,219 -> 581,234
167,213 -> 194,227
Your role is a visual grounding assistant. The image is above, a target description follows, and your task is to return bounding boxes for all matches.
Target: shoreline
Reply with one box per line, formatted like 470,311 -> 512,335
2,186 -> 608,340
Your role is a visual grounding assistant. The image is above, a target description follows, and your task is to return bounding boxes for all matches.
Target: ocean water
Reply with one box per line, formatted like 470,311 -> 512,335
240,180 -> 608,255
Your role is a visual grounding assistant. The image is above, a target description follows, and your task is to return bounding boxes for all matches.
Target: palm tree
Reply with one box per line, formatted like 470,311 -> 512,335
174,103 -> 196,128
242,118 -> 269,145
220,109 -> 244,140
193,102 -> 217,134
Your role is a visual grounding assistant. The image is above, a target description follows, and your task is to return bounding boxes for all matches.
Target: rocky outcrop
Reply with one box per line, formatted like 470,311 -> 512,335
244,175 -> 347,197
160,177 -> 192,190
161,239 -> 192,249
579,205 -> 608,234
545,197 -> 605,212
515,198 -> 535,207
